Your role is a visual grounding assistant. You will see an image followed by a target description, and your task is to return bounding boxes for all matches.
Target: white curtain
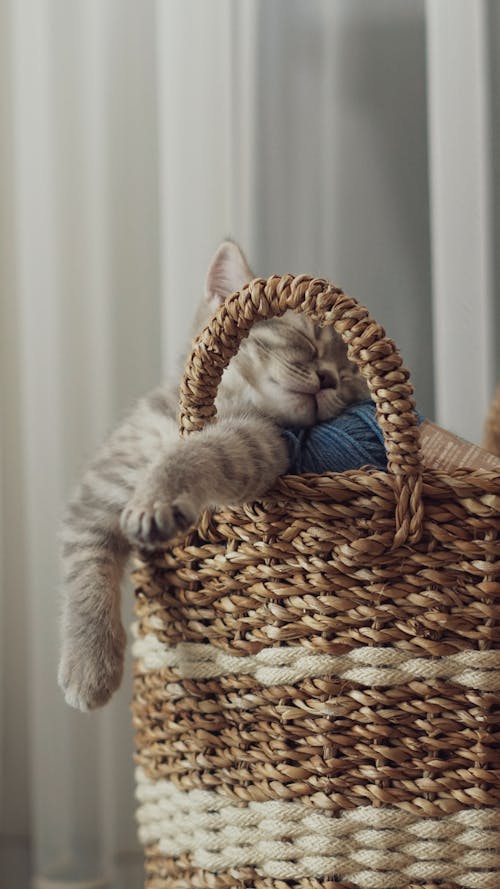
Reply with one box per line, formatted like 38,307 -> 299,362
1,1 -> 160,885
1,1 -> 497,886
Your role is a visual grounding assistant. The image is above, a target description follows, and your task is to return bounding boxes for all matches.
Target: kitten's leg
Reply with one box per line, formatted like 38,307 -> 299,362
58,521 -> 129,710
58,463 -> 134,711
59,394 -> 179,710
121,416 -> 290,548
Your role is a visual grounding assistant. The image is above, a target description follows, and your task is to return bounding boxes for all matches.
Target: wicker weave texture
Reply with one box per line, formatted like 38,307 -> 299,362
133,276 -> 500,889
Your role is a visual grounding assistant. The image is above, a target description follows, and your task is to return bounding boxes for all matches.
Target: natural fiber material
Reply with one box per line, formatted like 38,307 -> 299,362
136,770 -> 500,887
132,276 -> 500,889
132,632 -> 500,689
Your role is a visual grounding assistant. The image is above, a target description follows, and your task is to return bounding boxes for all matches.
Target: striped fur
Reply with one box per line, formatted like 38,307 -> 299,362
59,242 -> 367,710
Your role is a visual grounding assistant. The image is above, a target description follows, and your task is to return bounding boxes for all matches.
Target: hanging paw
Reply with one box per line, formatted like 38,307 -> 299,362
58,622 -> 126,711
120,493 -> 198,549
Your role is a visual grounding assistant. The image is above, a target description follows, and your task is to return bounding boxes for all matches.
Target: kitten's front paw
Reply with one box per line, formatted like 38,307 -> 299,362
58,624 -> 126,711
120,494 -> 197,549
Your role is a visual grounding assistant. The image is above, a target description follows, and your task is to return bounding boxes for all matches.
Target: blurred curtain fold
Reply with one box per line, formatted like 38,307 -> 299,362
1,1 -> 161,886
0,0 -> 497,886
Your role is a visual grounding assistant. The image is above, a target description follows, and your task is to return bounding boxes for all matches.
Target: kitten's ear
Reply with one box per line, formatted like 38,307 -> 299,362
205,240 -> 253,309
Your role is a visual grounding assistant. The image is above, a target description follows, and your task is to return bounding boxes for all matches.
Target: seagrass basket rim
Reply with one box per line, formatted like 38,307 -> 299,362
273,464 -> 500,485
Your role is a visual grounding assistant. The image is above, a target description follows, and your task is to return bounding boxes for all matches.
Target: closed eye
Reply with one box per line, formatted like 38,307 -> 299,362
287,330 -> 318,358
253,327 -> 317,358
254,338 -> 317,366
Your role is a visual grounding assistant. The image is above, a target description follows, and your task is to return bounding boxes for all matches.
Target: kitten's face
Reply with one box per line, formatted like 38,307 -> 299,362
234,312 -> 368,426
203,240 -> 369,427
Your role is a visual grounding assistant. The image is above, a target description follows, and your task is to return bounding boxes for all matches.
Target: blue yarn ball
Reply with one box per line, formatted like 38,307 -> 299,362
283,399 -> 390,474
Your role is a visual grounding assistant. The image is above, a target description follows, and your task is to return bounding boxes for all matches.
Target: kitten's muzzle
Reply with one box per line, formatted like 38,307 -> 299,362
317,369 -> 338,389
285,368 -> 338,396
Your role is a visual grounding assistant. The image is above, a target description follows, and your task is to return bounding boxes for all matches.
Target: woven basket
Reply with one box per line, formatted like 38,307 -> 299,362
132,275 -> 500,889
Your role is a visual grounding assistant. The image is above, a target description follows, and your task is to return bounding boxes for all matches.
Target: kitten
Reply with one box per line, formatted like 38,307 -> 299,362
58,241 -> 368,711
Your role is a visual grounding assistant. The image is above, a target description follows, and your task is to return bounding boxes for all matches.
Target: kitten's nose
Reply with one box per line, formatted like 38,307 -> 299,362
317,369 -> 338,389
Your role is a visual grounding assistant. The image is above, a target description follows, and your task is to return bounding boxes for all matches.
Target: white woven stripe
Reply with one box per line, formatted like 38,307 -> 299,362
132,625 -> 500,690
136,769 -> 500,887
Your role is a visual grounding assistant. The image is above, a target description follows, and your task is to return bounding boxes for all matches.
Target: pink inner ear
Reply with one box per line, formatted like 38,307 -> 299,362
205,241 -> 253,305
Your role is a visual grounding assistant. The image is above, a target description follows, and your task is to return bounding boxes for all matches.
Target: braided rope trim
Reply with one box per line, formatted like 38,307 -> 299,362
143,852 -> 468,889
132,630 -> 500,690
136,769 -> 500,888
143,855 -> 355,889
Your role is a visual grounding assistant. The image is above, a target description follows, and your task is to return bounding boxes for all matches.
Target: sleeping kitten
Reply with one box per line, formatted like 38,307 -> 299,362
59,241 -> 368,711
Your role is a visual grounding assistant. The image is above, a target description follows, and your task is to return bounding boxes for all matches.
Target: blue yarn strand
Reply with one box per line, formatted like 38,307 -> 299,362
283,399 -> 408,474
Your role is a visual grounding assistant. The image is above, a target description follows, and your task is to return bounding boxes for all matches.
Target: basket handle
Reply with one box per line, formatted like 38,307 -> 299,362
179,274 -> 424,547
